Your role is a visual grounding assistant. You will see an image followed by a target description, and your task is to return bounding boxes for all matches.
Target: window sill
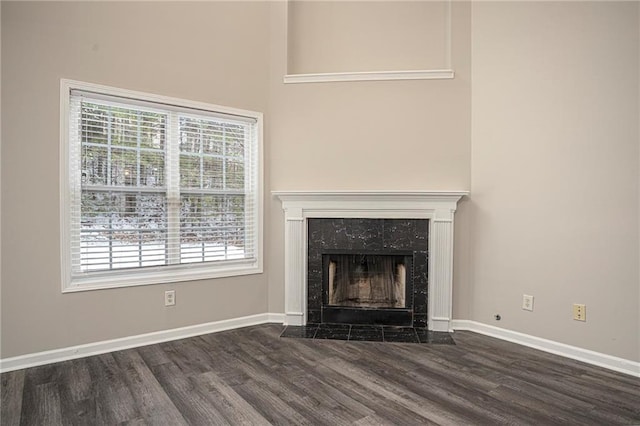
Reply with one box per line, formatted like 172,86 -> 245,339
62,261 -> 262,293
283,69 -> 455,84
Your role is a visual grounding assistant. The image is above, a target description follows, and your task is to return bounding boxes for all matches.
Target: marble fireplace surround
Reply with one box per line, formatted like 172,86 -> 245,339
274,191 -> 467,332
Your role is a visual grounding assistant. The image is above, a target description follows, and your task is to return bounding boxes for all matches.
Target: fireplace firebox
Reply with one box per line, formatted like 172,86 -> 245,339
326,253 -> 410,308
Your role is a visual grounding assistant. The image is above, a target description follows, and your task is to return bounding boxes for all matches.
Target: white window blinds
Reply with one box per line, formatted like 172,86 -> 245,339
63,82 -> 261,289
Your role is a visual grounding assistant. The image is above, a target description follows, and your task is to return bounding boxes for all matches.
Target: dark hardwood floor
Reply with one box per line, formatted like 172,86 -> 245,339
2,324 -> 639,425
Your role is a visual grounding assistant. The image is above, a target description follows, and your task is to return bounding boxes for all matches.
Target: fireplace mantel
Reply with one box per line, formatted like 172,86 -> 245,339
273,190 -> 468,332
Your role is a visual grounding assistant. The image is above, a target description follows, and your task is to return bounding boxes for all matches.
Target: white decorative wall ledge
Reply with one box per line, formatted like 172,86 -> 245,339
283,69 -> 455,84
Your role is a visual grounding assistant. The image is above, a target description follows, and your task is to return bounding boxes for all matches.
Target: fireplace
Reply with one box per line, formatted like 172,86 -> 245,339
308,218 -> 427,327
273,191 -> 467,332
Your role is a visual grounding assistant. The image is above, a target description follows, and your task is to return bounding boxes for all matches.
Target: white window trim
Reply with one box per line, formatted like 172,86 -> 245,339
60,79 -> 263,293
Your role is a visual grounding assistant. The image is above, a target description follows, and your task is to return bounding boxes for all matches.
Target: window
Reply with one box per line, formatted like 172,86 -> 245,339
60,80 -> 262,291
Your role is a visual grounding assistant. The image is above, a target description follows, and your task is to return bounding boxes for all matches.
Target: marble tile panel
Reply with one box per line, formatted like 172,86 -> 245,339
307,217 -> 429,327
315,324 -> 351,340
412,314 -> 427,329
382,327 -> 419,343
349,330 -> 383,342
307,309 -> 321,324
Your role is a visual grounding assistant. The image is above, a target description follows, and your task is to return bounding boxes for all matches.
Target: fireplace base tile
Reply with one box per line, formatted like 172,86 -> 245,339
381,326 -> 419,343
349,325 -> 383,342
280,325 -> 455,345
413,314 -> 427,328
315,324 -> 350,340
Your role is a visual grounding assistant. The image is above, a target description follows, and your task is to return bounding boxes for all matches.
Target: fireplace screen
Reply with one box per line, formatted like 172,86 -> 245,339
326,254 -> 407,308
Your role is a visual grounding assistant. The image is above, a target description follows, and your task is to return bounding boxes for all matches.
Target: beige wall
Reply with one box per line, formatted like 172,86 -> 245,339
270,2 -> 471,192
470,2 -> 640,361
1,1 -> 271,358
267,1 -> 472,314
288,1 -> 449,74
0,0 -> 3,359
2,1 -> 638,364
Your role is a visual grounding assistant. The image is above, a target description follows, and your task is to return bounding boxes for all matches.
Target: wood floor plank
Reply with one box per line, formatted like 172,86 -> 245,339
20,382 -> 62,426
149,361 -> 228,425
232,379 -> 315,425
112,350 -> 187,425
264,349 -> 379,421
489,383 -> 620,426
209,330 -> 434,425
251,334 -> 437,424
357,341 -> 500,393
60,359 -> 92,402
2,325 -> 639,426
56,358 -> 97,426
358,347 -> 539,425
305,361 -> 441,425
352,413 -> 395,426
472,349 -> 639,422
0,370 -> 25,426
85,353 -> 142,424
192,371 -> 272,425
136,342 -> 173,368
211,339 -> 358,424
319,355 -> 478,425
515,357 -> 640,416
261,333 -> 428,423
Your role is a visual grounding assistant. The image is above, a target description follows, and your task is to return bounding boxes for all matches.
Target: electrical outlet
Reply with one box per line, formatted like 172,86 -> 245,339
164,290 -> 176,306
573,303 -> 586,321
522,294 -> 534,311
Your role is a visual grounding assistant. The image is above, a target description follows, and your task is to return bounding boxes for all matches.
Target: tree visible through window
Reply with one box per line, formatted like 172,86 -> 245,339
80,103 -> 168,270
62,80 -> 262,290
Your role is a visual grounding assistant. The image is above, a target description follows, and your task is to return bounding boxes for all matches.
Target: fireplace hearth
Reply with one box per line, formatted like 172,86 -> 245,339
280,323 -> 456,345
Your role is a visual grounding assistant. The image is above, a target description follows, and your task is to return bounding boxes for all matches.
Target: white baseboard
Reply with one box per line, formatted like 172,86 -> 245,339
451,320 -> 640,378
0,313 -> 285,373
3,315 -> 637,378
266,313 -> 286,323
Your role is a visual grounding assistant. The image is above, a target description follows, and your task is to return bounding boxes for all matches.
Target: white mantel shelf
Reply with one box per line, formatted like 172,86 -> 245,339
272,190 -> 467,200
273,191 -> 468,215
273,190 -> 468,332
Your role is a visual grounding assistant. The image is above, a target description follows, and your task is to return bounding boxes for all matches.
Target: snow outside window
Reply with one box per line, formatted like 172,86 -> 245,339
60,80 -> 263,291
